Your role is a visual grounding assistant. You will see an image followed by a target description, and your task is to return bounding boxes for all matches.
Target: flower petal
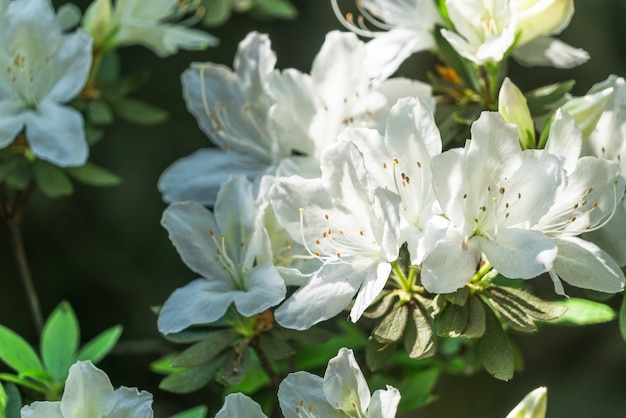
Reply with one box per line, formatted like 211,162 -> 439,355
108,387 -> 154,418
20,402 -> 63,418
367,386 -> 401,418
513,36 -> 589,69
61,361 -> 115,417
235,262 -> 286,316
278,372 -> 341,418
216,393 -> 268,418
324,348 -> 371,414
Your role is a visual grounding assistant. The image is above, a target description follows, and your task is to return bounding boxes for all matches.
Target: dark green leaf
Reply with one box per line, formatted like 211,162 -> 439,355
172,329 -> 239,367
397,365 -> 440,412
41,301 -> 80,381
526,80 -> 575,116
159,356 -> 224,394
485,292 -> 537,333
161,327 -> 219,344
404,305 -> 435,360
295,321 -> 366,370
5,158 -> 32,190
87,100 -> 114,125
373,304 -> 409,343
32,160 -> 73,198
365,337 -> 397,372
85,124 -> 104,146
258,333 -> 295,361
548,298 -> 616,326
249,0 -> 298,20
477,308 -> 514,381
113,98 -> 169,125
0,325 -> 43,373
462,296 -> 486,338
150,354 -> 185,375
224,349 -> 269,394
489,286 -> 567,321
445,287 -> 470,306
436,302 -> 469,337
217,347 -> 249,386
76,325 -> 123,364
620,294 -> 626,341
2,383 -> 21,418
96,52 -> 121,84
433,26 -> 479,91
363,292 -> 396,319
202,0 -> 231,26
65,163 -> 121,187
169,405 -> 208,418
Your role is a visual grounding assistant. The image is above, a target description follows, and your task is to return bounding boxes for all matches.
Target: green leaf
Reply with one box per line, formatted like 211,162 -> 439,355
5,158 -> 32,190
433,26 -> 480,91
396,365 -> 440,412
462,296 -> 486,338
477,307 -> 514,381
295,321 -> 366,370
373,304 -> 409,344
0,325 -> 43,373
620,294 -> 626,341
363,292 -> 396,319
526,80 -> 575,116
548,298 -> 616,325
76,325 -> 123,364
41,301 -> 80,381
113,98 -> 169,125
404,305 -> 435,360
169,405 -> 208,418
150,354 -> 185,375
216,347 -> 249,386
32,160 -> 73,198
0,382 -> 6,418
249,0 -> 298,20
201,0 -> 231,26
87,100 -> 114,125
485,292 -> 537,333
490,286 -> 567,321
2,383 -> 22,418
65,163 -> 121,187
365,337 -> 397,372
436,302 -> 469,337
161,327 -> 218,344
223,349 -> 269,394
172,329 -> 239,367
159,356 -> 224,394
258,333 -> 295,361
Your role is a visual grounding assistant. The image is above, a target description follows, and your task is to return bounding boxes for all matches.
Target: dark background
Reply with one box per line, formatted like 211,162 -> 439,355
2,1 -> 626,416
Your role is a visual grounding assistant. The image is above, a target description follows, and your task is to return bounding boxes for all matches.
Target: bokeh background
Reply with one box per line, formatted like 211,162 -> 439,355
1,0 -> 626,416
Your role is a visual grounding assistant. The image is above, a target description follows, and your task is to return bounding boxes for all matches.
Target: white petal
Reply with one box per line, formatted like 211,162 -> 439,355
158,148 -> 267,205
47,30 -> 93,103
585,202 -> 626,266
235,262 -> 286,316
278,372 -> 341,418
108,387 -> 154,418
513,36 -> 589,69
367,386 -> 401,418
234,32 -> 277,110
61,361 -> 115,417
477,228 -> 557,279
324,348 -> 371,414
545,109 -> 582,173
350,262 -> 391,323
157,279 -> 236,334
24,101 -> 87,167
20,402 -> 63,418
0,101 -> 25,148
216,393 -> 267,418
553,236 -> 625,293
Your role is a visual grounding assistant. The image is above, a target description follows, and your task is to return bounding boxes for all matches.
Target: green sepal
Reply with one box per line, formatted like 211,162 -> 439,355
0,325 -> 43,374
65,163 -> 121,187
373,304 -> 409,344
169,406 -> 208,418
159,355 -> 225,394
548,298 -> 616,326
32,160 -> 73,198
76,325 -> 123,364
477,306 -> 515,381
40,301 -> 80,381
404,305 -> 435,360
365,337 -> 397,372
113,98 -> 169,125
171,329 -> 239,367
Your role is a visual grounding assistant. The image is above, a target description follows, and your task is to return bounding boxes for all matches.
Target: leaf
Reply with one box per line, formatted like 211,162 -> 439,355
65,163 -> 121,187
548,298 -> 616,326
620,294 -> 626,341
2,383 -> 21,418
76,325 -> 123,364
32,160 -> 73,198
201,0 -> 231,27
5,157 -> 32,190
365,337 -> 397,372
433,26 -> 480,91
477,308 -> 514,381
462,296 -> 486,338
87,100 -> 114,125
159,356 -> 224,394
258,333 -> 295,361
445,287 -> 470,306
223,350 -> 269,394
363,292 -> 396,319
40,301 -> 80,381
172,329 -> 239,367
373,304 -> 409,343
0,325 -> 43,373
404,305 -> 435,360
295,321 -> 366,370
489,286 -> 567,321
436,302 -> 469,337
113,98 -> 169,125
169,406 -> 208,418
485,293 -> 537,333
217,347 -> 249,386
526,80 -> 575,116
249,0 -> 298,20
397,365 -> 440,412
150,354 -> 185,375
161,327 -> 218,344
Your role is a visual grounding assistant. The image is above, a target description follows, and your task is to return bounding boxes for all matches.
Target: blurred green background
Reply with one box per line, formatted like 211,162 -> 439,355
1,0 -> 626,416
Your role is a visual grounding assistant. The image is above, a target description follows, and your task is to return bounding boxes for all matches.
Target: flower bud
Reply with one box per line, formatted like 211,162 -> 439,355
505,387 -> 548,418
562,85 -> 614,137
516,0 -> 574,46
499,77 -> 535,148
82,0 -> 113,49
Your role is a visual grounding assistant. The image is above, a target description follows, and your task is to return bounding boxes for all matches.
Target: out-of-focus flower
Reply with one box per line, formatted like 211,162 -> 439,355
20,361 -> 153,418
0,0 -> 92,167
505,387 -> 547,418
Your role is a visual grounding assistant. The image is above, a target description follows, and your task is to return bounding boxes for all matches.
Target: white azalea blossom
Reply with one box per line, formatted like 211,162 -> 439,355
157,175 -> 286,335
20,361 -> 153,418
270,140 -> 401,329
423,112 -> 563,293
0,0 -> 92,167
82,0 -> 217,57
346,97 -> 446,265
537,110 -> 626,295
278,348 -> 400,418
505,387 -> 548,418
215,393 -> 268,418
441,0 -> 588,68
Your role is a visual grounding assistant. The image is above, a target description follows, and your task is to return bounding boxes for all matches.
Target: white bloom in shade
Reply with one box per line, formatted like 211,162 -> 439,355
331,0 -> 443,79
82,0 -> 217,57
441,0 -> 588,68
20,361 -> 153,418
270,141 -> 401,329
346,97 -> 446,265
278,348 -> 400,418
0,0 -> 92,167
215,393 -> 268,418
423,112 -> 563,294
505,387 -> 547,418
537,110 -> 625,295
157,175 -> 286,335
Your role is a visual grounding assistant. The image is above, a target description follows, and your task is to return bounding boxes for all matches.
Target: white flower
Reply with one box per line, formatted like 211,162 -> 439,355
499,77 -> 535,149
345,97 -> 446,265
505,387 -> 547,418
157,175 -> 286,335
215,393 -> 268,418
536,110 -> 625,295
441,0 -> 588,68
20,361 -> 153,418
82,0 -> 217,57
269,140 -> 401,329
278,348 -> 400,418
0,0 -> 92,167
423,112 -> 563,293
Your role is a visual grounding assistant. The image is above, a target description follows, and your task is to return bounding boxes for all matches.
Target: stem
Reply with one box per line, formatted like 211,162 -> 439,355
250,337 -> 280,387
0,181 -> 42,334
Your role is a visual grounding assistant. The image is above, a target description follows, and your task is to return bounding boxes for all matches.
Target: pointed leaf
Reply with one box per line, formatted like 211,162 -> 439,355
363,293 -> 396,319
373,304 -> 409,344
2,383 -> 21,418
0,325 -> 43,373
169,405 -> 208,418
41,301 -> 80,381
404,305 -> 435,360
171,329 -> 239,367
76,325 -> 123,364
258,333 -> 295,361
159,356 -> 224,394
33,160 -> 73,198
486,292 -> 537,333
489,286 -> 567,321
477,308 -> 514,381
436,302 -> 469,337
217,347 -> 249,386
548,298 -> 616,325
113,98 -> 169,125
461,296 -> 486,338
365,337 -> 397,372
65,163 -> 121,187
526,80 -> 575,116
